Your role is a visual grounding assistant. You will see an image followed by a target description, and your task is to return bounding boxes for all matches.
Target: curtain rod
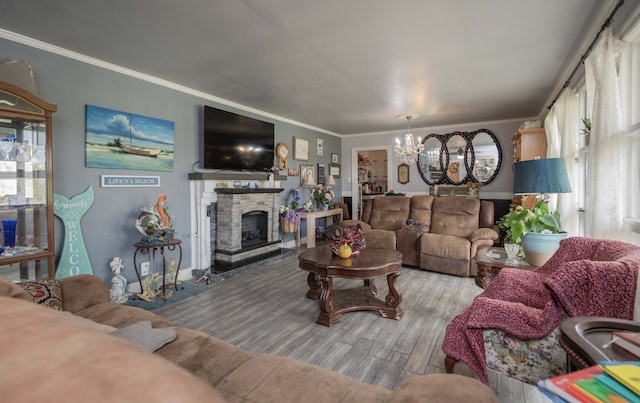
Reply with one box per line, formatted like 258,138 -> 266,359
547,0 -> 625,110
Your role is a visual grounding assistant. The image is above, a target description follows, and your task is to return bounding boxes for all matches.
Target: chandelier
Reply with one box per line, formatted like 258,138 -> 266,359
394,115 -> 424,164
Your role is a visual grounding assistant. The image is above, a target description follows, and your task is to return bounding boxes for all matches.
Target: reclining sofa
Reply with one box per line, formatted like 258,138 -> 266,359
0,274 -> 498,403
344,195 -> 498,277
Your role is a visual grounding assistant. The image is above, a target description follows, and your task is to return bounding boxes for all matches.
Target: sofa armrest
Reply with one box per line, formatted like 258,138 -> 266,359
468,228 -> 499,243
391,374 -> 497,403
59,274 -> 111,314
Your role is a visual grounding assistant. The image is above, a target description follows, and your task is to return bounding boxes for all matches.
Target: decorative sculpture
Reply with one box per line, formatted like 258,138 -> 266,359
109,256 -> 128,304
135,192 -> 175,243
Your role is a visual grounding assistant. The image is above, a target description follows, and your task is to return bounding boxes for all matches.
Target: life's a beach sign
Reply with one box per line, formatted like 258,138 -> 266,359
101,175 -> 160,188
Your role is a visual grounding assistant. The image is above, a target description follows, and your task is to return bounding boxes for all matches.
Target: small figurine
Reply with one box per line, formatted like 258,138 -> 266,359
109,256 -> 129,304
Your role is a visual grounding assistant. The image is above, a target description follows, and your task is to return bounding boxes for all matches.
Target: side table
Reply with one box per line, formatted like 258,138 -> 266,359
560,316 -> 640,372
133,239 -> 182,300
475,246 -> 536,289
297,208 -> 343,249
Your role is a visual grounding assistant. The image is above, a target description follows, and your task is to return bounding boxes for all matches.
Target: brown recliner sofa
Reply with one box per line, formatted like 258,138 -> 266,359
344,195 -> 498,277
0,274 -> 498,403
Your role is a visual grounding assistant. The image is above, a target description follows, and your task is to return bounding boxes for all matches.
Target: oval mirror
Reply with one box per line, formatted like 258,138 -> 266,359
469,129 -> 502,185
418,134 -> 444,185
444,134 -> 468,185
417,128 -> 502,187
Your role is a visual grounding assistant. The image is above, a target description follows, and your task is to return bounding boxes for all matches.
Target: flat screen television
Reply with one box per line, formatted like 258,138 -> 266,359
201,105 -> 275,171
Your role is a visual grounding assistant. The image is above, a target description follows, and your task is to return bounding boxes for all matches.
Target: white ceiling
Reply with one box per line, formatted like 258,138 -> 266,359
0,0 -> 625,135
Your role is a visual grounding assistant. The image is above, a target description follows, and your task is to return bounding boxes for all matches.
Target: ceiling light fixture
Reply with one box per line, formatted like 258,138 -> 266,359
394,115 -> 424,164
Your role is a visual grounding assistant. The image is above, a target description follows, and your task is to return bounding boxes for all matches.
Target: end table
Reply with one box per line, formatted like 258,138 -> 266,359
560,316 -> 640,371
133,239 -> 182,300
475,246 -> 537,289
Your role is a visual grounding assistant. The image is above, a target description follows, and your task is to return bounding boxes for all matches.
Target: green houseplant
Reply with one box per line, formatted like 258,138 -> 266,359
498,201 -> 567,266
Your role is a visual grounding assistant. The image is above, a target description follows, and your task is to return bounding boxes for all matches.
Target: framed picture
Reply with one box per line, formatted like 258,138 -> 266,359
288,167 -> 299,177
329,163 -> 341,178
316,138 -> 324,156
300,164 -> 315,185
398,163 -> 409,184
85,105 -> 174,171
331,153 -> 339,164
317,163 -> 325,184
293,137 -> 309,161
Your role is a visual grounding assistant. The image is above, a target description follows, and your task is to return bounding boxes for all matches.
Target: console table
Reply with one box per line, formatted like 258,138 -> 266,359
296,208 -> 343,248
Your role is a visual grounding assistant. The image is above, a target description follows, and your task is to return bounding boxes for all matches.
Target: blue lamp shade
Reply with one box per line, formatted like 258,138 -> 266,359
513,158 -> 572,195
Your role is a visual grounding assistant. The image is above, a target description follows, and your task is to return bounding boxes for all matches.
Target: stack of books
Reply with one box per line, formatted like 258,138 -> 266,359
537,362 -> 640,402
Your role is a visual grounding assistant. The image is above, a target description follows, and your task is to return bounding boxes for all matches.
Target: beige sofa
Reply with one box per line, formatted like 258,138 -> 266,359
344,195 -> 498,277
0,274 -> 497,403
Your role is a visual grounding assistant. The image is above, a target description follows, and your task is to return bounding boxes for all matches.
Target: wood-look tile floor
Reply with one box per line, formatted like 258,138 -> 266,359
153,253 -> 546,403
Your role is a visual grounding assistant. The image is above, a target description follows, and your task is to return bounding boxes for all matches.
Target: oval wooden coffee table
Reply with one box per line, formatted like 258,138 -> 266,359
298,246 -> 404,327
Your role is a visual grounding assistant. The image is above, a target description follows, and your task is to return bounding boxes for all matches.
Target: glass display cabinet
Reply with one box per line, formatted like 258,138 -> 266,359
0,81 -> 57,281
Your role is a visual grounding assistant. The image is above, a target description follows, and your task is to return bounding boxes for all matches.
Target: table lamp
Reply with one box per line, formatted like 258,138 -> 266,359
513,158 -> 572,208
325,174 -> 336,186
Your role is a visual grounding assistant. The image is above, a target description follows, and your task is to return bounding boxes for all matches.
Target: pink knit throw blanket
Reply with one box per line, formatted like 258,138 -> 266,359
441,237 -> 640,384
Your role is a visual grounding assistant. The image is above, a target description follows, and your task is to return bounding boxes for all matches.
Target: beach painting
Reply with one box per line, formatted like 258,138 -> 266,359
85,105 -> 174,171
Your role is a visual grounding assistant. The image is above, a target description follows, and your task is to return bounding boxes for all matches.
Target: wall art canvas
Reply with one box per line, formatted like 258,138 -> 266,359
85,105 -> 175,171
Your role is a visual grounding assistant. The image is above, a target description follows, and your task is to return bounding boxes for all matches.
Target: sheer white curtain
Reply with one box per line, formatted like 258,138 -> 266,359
544,89 -> 579,237
584,28 -> 626,240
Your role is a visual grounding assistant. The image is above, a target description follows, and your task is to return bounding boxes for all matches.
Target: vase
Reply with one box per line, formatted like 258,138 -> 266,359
319,203 -> 330,211
522,232 -> 568,266
280,217 -> 298,233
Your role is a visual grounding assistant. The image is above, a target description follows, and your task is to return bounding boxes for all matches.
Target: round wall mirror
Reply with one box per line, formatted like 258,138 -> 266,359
417,129 -> 502,186
418,134 -> 444,184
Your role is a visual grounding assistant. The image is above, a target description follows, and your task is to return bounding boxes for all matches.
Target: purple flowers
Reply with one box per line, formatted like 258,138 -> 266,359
280,188 -> 310,224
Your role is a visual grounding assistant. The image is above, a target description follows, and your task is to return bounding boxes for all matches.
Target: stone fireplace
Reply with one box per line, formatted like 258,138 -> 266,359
213,188 -> 283,270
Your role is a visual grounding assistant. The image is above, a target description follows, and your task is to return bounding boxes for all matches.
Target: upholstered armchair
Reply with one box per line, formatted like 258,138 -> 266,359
442,237 -> 640,385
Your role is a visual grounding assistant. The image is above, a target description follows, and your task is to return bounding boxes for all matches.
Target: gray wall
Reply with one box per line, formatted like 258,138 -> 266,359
2,38 -> 340,284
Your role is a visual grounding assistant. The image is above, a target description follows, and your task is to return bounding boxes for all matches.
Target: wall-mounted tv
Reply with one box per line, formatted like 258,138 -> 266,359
201,105 -> 275,171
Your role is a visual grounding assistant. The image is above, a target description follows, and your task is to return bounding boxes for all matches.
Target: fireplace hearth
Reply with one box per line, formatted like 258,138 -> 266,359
213,188 -> 283,270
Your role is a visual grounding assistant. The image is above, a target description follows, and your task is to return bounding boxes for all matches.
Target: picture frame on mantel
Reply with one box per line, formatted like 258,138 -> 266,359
293,137 -> 309,161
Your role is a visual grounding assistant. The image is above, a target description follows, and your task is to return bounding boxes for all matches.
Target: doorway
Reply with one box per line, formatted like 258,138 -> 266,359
350,145 -> 392,220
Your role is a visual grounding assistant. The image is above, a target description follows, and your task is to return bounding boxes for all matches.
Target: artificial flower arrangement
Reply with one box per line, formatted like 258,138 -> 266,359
310,184 -> 335,206
280,188 -> 312,225
330,224 -> 366,257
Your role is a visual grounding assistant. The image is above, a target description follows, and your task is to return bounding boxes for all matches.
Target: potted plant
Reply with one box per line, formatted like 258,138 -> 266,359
498,201 -> 567,266
310,184 -> 335,210
279,189 -> 311,232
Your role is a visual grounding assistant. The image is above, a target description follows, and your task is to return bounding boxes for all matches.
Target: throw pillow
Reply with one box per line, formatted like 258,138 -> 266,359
110,321 -> 176,352
20,279 -> 63,311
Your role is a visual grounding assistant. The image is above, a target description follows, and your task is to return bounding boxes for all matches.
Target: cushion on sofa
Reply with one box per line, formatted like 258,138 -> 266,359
0,276 -> 36,303
420,233 -> 471,260
217,353 -> 391,403
20,279 -> 63,310
0,297 -> 228,403
408,195 -> 434,230
155,327 -> 254,387
368,196 -> 411,231
74,302 -> 173,329
429,197 -> 481,238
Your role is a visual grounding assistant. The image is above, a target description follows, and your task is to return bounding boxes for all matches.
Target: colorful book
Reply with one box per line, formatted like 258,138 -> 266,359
600,361 -> 640,396
539,365 -> 605,403
595,374 -> 640,403
571,378 -> 627,402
